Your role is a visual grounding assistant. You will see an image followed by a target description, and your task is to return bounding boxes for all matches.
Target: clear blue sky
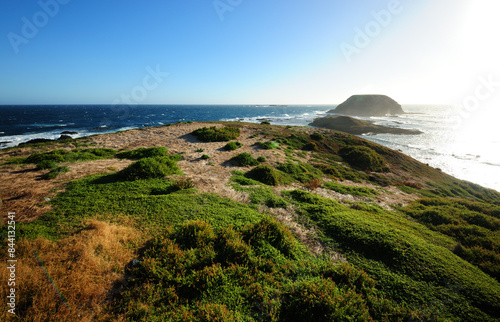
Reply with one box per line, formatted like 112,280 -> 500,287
1,0 -> 499,106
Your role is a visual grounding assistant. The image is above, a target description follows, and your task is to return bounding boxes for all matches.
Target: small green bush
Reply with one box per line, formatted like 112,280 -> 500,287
260,120 -> 271,125
277,162 -> 322,183
230,153 -> 260,167
245,165 -> 288,186
42,166 -> 70,180
310,132 -> 324,141
192,126 -> 240,142
196,148 -> 204,153
257,141 -> 279,150
256,156 -> 266,163
224,141 -> 243,151
340,146 -> 389,172
116,147 -> 168,160
201,154 -> 210,160
36,160 -> 58,170
118,157 -> 180,180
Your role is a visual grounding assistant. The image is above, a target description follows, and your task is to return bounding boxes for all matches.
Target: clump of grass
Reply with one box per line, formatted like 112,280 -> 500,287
195,148 -> 204,153
323,181 -> 378,197
277,162 -> 322,183
245,165 -> 289,186
340,146 -> 389,172
25,148 -> 116,165
256,156 -> 266,163
116,147 -> 168,160
256,140 -> 279,150
310,132 -> 324,141
230,152 -> 260,167
173,178 -> 195,190
260,120 -> 271,125
304,178 -> 322,190
118,157 -> 180,180
192,126 -> 240,142
223,141 -> 243,151
200,154 -> 210,160
42,166 -> 70,180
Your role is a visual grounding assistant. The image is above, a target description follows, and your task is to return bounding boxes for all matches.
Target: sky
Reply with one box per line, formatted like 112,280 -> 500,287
1,0 -> 499,108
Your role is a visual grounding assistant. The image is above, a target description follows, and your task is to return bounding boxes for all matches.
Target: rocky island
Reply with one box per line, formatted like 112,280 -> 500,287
330,94 -> 405,116
310,115 -> 422,135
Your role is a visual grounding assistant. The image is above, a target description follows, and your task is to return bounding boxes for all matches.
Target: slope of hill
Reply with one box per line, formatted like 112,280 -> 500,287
0,121 -> 499,321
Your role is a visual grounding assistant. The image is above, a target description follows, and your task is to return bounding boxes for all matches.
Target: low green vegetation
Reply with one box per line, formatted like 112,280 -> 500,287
257,140 -> 279,150
192,126 -> 240,142
118,157 -> 181,181
282,189 -> 500,321
114,219 -> 418,321
323,181 -> 378,197
24,148 -> 117,167
276,162 -> 322,183
42,165 -> 70,180
245,165 -> 290,186
230,152 -> 260,167
402,197 -> 500,281
224,141 -> 243,151
339,146 -> 389,172
116,147 -> 168,159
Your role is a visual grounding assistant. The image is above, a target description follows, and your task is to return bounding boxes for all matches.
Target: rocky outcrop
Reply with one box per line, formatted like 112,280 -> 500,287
310,115 -> 422,135
330,95 -> 405,116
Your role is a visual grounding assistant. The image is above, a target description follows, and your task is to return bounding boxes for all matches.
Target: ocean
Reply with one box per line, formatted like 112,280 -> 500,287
1,104 -> 499,192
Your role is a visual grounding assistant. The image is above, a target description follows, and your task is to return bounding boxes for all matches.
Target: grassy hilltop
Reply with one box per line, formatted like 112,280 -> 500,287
1,121 -> 499,321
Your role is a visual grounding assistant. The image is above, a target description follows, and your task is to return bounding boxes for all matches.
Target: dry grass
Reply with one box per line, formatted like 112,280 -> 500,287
0,220 -> 141,321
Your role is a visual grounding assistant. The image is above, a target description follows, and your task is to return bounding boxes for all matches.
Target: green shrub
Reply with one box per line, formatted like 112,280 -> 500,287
257,141 -> 279,150
310,132 -> 324,141
245,165 -> 289,186
192,126 -> 240,142
196,148 -> 204,153
230,153 -> 260,167
260,120 -> 271,125
340,146 -> 389,172
201,154 -> 210,160
277,162 -> 322,183
42,166 -> 70,180
224,141 -> 243,151
36,160 -> 58,170
116,147 -> 168,159
118,157 -> 180,180
256,156 -> 266,163
302,142 -> 318,151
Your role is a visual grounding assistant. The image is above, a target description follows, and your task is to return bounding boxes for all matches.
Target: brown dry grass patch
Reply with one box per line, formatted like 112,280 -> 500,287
0,220 -> 141,321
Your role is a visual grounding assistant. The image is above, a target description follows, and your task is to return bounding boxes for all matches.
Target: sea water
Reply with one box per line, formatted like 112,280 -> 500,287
1,104 -> 499,192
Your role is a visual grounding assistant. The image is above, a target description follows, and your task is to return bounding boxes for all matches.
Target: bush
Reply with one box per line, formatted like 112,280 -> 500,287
245,165 -> 288,186
260,120 -> 271,125
224,141 -> 243,151
192,126 -> 240,142
277,162 -> 322,183
42,166 -> 70,180
256,156 -> 266,163
36,160 -> 58,170
230,153 -> 260,167
310,132 -> 324,141
201,154 -> 210,160
257,141 -> 279,150
116,147 -> 168,160
340,146 -> 389,172
118,157 -> 180,180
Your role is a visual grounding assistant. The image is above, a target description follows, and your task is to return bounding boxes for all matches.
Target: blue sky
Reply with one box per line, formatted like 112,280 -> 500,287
1,0 -> 499,106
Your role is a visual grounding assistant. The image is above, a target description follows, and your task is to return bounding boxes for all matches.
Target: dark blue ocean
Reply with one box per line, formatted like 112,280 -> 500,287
1,104 -> 499,192
0,105 -> 332,147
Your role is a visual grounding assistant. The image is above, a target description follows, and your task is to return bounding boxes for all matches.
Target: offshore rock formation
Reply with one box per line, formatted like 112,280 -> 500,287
330,95 -> 405,116
310,115 -> 422,135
